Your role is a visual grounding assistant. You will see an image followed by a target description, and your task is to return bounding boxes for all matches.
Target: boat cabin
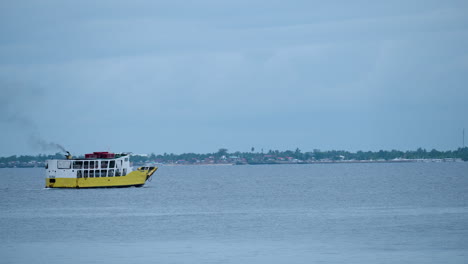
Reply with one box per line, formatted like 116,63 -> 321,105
46,152 -> 132,179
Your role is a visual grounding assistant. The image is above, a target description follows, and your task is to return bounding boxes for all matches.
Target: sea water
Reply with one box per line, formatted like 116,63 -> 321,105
1,163 -> 467,263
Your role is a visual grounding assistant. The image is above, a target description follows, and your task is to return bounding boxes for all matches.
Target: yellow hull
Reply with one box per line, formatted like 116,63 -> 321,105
45,167 -> 157,188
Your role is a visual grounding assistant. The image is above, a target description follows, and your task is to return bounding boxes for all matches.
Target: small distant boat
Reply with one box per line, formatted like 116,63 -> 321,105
45,152 -> 157,188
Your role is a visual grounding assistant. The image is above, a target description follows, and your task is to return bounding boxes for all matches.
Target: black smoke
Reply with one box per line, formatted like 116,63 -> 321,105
1,81 -> 67,153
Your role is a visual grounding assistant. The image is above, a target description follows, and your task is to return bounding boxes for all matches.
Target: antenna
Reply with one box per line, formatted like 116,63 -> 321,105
464,128 -> 465,148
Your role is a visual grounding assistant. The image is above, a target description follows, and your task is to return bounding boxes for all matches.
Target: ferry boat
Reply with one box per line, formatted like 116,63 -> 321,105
45,152 -> 157,188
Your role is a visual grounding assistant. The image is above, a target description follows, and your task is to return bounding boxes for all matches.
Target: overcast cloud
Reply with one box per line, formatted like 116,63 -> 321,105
1,0 -> 467,156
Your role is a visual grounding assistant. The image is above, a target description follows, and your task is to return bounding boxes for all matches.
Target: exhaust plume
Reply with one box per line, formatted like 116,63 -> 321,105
1,81 -> 68,154
29,135 -> 67,153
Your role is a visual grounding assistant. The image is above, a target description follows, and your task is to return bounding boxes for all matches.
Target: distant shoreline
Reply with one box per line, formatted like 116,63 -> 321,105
1,158 -> 465,169
1,147 -> 467,168
2,158 -> 465,169
159,158 -> 464,166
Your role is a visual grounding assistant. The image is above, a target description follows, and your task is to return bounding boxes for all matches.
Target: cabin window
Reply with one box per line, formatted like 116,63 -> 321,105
108,169 -> 114,177
73,161 -> 83,169
125,158 -> 129,162
115,169 -> 121,177
101,170 -> 107,177
101,161 -> 108,169
122,168 -> 127,176
89,161 -> 94,169
109,160 -> 115,168
84,161 -> 89,169
95,161 -> 98,169
77,170 -> 82,178
84,170 -> 89,177
57,160 -> 71,169
89,170 -> 94,178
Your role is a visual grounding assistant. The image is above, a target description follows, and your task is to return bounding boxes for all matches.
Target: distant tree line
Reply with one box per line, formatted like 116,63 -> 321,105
0,153 -> 64,164
1,147 -> 467,167
135,147 -> 468,163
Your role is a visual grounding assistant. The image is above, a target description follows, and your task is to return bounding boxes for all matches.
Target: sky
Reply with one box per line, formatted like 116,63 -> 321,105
1,0 -> 468,156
